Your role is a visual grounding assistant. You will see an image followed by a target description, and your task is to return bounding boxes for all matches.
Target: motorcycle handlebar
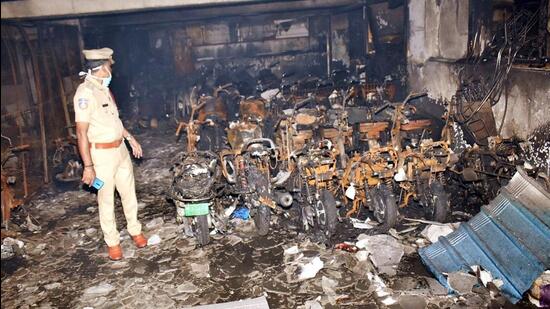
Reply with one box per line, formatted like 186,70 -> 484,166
242,138 -> 276,152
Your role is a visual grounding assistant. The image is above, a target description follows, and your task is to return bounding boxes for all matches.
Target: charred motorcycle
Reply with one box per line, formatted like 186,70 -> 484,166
341,93 -> 455,230
275,97 -> 339,239
170,98 -> 226,245
220,98 -> 292,235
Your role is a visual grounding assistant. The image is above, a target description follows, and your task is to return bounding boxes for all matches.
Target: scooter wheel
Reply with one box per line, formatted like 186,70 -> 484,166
369,185 -> 398,232
423,181 -> 449,223
194,215 -> 210,246
254,205 -> 271,236
315,189 -> 338,239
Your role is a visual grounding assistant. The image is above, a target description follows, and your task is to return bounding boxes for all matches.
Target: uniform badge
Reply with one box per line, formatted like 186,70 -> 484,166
78,98 -> 89,109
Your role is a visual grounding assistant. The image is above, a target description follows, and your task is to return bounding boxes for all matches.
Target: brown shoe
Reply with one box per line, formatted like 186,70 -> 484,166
132,234 -> 147,248
108,245 -> 123,261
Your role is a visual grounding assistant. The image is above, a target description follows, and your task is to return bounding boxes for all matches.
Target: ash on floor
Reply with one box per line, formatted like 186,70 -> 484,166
0,132 -> 532,309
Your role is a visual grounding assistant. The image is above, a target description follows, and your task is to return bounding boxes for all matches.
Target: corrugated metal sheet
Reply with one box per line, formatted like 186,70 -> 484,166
419,168 -> 550,303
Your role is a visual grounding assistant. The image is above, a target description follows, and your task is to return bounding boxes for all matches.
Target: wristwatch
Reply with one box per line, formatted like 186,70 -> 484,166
125,135 -> 133,142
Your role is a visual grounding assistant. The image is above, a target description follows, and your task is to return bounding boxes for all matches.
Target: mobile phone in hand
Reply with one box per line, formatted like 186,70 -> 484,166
92,178 -> 104,190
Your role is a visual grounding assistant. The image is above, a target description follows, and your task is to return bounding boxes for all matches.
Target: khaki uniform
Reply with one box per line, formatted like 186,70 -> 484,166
74,77 -> 142,247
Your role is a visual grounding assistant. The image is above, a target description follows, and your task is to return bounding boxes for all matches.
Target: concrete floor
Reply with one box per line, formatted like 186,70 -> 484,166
0,131 -> 534,308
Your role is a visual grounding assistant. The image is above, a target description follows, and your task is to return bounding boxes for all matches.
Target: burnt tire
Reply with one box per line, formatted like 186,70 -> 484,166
194,215 -> 210,246
315,189 -> 338,238
370,185 -> 398,232
423,182 -> 449,223
254,205 -> 271,236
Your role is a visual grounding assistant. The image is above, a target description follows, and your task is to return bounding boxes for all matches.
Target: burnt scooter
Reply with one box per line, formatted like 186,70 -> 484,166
341,93 -> 455,230
220,98 -> 291,235
170,96 -> 226,246
275,96 -> 340,239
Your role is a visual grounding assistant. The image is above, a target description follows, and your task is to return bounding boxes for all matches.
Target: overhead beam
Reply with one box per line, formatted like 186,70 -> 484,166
79,0 -> 362,28
1,0 -> 262,20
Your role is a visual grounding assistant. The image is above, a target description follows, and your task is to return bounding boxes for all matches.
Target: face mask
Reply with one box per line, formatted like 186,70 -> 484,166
102,71 -> 112,88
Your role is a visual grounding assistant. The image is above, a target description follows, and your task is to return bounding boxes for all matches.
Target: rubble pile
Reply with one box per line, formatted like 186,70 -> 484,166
1,133 -> 526,308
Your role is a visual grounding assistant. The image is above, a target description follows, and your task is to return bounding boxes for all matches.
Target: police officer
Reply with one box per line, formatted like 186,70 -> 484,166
74,48 -> 147,260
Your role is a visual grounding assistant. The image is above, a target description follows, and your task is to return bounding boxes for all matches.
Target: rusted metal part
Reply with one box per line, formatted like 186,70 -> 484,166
320,127 -> 353,140
401,119 -> 432,131
221,135 -> 278,212
275,108 -> 323,160
449,136 -> 523,204
197,96 -> 228,122
227,122 -> 262,151
358,122 -> 389,139
1,144 -> 30,226
398,182 -> 415,208
1,174 -> 22,227
341,147 -> 398,217
294,113 -> 319,126
259,195 -> 277,209
455,100 -> 498,145
239,99 -> 267,123
176,100 -> 207,152
362,82 -> 397,102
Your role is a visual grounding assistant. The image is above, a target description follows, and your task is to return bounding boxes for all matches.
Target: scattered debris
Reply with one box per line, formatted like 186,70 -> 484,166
29,243 -> 46,256
147,234 -> 161,246
1,132 -> 530,308
83,283 -> 115,296
447,271 -> 479,294
176,282 -> 200,294
471,265 -> 504,289
349,217 -> 377,229
1,237 -> 24,259
284,245 -> 299,255
189,262 -> 210,278
297,256 -> 324,281
356,234 -> 404,276
225,234 -> 243,246
403,217 -> 448,226
321,276 -> 338,304
231,207 -> 250,220
529,271 -> 550,308
398,294 -> 427,309
303,299 -> 323,309
25,215 -> 41,232
420,224 -> 455,243
190,296 -> 270,309
85,228 -> 97,237
367,272 -> 395,304
146,217 -> 164,230
44,282 -> 61,290
334,242 -> 358,253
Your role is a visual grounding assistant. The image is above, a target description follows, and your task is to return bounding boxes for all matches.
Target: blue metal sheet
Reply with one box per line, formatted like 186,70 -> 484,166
503,168 -> 550,226
487,193 -> 550,265
419,168 -> 550,304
